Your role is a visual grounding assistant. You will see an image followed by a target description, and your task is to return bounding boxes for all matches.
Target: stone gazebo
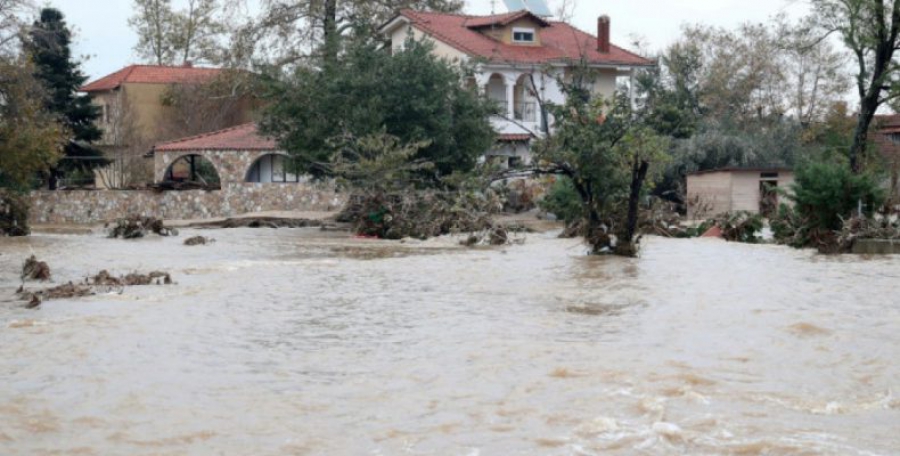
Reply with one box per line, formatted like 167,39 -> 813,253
153,123 -> 287,184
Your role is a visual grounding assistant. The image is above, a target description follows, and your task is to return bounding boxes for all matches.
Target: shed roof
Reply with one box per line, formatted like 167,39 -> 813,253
687,167 -> 793,176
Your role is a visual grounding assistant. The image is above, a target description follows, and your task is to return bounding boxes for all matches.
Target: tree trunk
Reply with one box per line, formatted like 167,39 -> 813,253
322,0 -> 339,67
850,94 -> 879,174
621,160 -> 650,249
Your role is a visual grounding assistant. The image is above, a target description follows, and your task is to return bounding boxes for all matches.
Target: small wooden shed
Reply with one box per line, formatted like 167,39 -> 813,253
686,167 -> 794,220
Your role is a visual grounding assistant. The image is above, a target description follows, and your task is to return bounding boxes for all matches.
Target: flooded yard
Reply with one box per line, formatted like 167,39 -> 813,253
1,229 -> 898,455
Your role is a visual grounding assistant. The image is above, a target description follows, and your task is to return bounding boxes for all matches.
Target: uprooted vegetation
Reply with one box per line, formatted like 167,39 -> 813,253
338,189 -> 513,246
186,217 -> 325,229
107,215 -> 179,239
22,255 -> 51,281
773,208 -> 900,253
17,269 -> 174,307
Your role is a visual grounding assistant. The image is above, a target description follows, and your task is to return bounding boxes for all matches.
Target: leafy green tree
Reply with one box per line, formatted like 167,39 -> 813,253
24,8 -> 105,187
261,36 -> 495,180
533,65 -> 670,256
790,162 -> 884,231
0,58 -> 64,191
772,161 -> 885,248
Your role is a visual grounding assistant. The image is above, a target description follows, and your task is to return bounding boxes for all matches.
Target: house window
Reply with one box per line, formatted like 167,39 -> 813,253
512,28 -> 536,43
890,133 -> 900,145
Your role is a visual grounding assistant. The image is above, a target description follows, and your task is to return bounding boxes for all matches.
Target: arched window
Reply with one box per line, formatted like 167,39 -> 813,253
246,154 -> 301,183
163,154 -> 221,188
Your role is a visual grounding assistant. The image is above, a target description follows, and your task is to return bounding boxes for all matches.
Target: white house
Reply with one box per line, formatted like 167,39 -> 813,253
379,9 -> 654,167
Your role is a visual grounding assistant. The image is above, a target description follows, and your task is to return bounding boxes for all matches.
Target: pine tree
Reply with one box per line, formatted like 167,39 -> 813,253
24,8 -> 106,187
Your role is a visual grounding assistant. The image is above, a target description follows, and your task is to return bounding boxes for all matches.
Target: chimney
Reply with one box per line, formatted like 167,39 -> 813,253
598,15 -> 611,53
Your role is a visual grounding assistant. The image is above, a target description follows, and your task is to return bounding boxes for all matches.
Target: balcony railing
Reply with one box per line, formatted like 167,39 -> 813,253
514,101 -> 537,123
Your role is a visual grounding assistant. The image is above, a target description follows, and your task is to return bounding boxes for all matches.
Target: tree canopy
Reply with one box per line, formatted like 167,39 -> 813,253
23,8 -> 105,183
260,36 -> 496,180
811,0 -> 900,172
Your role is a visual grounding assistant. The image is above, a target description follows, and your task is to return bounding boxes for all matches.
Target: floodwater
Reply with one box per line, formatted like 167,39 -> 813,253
0,228 -> 898,455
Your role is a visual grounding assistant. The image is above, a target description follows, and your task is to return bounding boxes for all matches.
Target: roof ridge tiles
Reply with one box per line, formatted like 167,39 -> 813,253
155,122 -> 257,149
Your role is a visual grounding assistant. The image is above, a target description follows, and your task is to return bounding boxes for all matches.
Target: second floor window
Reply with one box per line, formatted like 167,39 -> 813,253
513,28 -> 535,43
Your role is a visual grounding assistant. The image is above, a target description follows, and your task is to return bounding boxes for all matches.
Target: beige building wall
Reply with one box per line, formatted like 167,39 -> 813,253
687,171 -> 733,220
730,171 -> 761,213
492,18 -> 544,46
391,24 -> 468,61
688,170 -> 795,220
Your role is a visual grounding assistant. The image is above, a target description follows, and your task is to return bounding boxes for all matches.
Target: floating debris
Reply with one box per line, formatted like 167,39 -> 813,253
22,256 -> 51,281
87,270 -> 173,286
184,236 -> 214,246
19,282 -> 94,306
17,270 -> 174,308
187,217 -> 324,229
107,215 -> 179,239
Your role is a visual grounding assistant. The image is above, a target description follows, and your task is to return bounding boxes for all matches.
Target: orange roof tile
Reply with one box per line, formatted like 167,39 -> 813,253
154,123 -> 277,152
392,10 -> 653,67
81,65 -> 224,92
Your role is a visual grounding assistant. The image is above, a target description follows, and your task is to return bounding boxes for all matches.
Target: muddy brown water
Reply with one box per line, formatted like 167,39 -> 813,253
1,229 -> 898,455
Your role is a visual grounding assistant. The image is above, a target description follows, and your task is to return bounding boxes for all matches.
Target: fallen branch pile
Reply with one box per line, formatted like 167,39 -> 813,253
107,215 -> 179,239
17,269 -> 175,308
22,256 -> 51,281
184,236 -> 214,246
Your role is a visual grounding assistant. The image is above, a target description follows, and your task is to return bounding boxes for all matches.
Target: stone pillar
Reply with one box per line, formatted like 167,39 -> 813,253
504,74 -> 517,120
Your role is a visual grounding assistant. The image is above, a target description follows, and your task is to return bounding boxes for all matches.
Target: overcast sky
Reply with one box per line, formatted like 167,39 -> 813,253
44,0 -> 810,83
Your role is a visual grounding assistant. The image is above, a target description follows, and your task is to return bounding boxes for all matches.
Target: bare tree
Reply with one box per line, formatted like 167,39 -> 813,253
811,0 -> 900,173
233,0 -> 463,69
554,0 -> 577,24
156,69 -> 259,140
0,0 -> 32,55
130,0 -> 239,65
94,91 -> 153,188
130,0 -> 176,65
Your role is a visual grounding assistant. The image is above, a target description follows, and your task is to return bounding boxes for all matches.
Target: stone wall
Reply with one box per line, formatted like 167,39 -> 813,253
29,183 -> 347,225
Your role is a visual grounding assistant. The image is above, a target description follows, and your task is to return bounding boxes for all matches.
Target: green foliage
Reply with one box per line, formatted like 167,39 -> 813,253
539,177 -> 583,224
24,8 -> 106,175
534,63 -> 672,255
0,189 -> 31,236
0,59 -> 64,191
772,162 -> 885,250
790,161 -> 884,231
261,36 -> 495,181
714,211 -> 765,243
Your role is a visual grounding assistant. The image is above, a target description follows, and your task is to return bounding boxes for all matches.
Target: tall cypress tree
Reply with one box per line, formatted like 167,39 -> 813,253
24,8 -> 106,188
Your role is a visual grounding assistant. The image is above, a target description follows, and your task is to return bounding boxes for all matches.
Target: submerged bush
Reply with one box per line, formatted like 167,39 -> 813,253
773,162 -> 884,251
539,177 -> 583,225
0,189 -> 30,237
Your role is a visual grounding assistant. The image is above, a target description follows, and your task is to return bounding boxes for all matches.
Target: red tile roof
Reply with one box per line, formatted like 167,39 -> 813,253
498,133 -> 533,142
466,10 -> 550,28
154,123 -> 277,152
81,65 -> 224,92
392,10 -> 653,67
875,115 -> 900,132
